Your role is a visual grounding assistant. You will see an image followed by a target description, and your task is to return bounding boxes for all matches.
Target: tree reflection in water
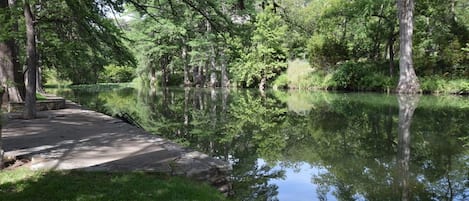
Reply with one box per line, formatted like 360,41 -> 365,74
397,94 -> 419,201
51,87 -> 469,201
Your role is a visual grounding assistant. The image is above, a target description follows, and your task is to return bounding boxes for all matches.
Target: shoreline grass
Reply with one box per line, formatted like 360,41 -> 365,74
273,60 -> 469,95
0,167 -> 227,201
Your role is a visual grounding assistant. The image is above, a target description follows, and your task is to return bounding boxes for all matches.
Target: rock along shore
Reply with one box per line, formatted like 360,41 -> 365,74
2,100 -> 231,193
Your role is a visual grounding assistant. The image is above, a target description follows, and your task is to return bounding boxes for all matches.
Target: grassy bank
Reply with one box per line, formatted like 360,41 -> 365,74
0,167 -> 226,201
273,60 -> 469,94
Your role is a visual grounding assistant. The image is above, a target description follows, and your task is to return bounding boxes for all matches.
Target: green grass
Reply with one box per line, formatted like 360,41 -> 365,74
35,93 -> 47,100
286,59 -> 314,89
0,167 -> 227,201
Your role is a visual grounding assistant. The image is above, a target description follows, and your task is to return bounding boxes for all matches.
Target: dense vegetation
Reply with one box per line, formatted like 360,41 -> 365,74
119,0 -> 469,93
2,0 -> 468,104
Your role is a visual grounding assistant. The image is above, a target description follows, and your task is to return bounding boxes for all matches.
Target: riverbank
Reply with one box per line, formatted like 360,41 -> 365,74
273,60 -> 468,95
0,167 -> 227,201
1,100 -> 231,196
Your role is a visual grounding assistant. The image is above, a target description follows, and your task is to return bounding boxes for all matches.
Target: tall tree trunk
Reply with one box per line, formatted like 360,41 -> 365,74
388,34 -> 395,78
35,5 -> 45,93
23,1 -> 37,119
36,66 -> 45,93
209,44 -> 217,88
161,62 -> 167,88
149,67 -> 157,87
259,76 -> 266,91
9,0 -> 24,97
397,94 -> 419,201
220,50 -> 230,88
205,19 -> 218,88
0,89 -> 3,169
397,0 -> 420,93
0,0 -> 23,103
182,41 -> 191,86
197,64 -> 204,87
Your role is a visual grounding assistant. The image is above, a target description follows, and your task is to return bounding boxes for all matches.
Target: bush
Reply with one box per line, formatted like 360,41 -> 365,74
99,64 -> 135,83
273,73 -> 289,89
420,76 -> 469,94
286,60 -> 314,89
331,62 -> 367,90
331,61 -> 396,91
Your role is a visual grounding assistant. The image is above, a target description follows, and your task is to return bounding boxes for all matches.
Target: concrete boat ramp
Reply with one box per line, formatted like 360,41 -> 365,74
2,101 -> 231,192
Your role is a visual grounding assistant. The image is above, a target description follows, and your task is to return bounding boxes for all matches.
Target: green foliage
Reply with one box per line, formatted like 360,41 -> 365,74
282,0 -> 469,91
231,7 -> 289,87
307,35 -> 349,69
463,43 -> 469,52
274,60 -> 395,91
36,93 -> 47,100
273,59 -> 466,94
285,60 -> 313,88
272,73 -> 288,89
420,76 -> 469,94
331,62 -> 393,91
0,168 -> 226,201
99,64 -> 135,83
43,68 -> 72,88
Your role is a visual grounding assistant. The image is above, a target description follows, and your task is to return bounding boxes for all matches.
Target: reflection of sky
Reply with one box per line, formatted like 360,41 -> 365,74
258,159 -> 336,201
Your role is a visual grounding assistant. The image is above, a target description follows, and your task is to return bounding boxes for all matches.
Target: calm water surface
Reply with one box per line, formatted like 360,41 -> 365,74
49,87 -> 469,201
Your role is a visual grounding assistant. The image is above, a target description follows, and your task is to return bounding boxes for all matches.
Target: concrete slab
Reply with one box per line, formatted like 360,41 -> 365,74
2,101 -> 231,192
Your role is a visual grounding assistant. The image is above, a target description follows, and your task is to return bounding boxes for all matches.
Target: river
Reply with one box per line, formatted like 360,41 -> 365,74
49,86 -> 469,201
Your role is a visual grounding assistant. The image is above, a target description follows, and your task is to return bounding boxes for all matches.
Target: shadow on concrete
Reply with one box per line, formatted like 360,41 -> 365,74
1,104 -> 231,192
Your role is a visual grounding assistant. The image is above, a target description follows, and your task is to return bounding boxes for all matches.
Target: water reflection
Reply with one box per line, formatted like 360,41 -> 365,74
49,87 -> 469,201
397,94 -> 419,201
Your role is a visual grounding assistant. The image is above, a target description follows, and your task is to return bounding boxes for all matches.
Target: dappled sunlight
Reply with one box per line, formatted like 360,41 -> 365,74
0,169 -> 225,201
3,101 -> 230,186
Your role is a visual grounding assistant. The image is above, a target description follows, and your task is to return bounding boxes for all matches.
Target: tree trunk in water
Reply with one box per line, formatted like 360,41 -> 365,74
23,2 -> 37,119
397,0 -> 420,93
397,94 -> 419,201
0,0 -> 23,103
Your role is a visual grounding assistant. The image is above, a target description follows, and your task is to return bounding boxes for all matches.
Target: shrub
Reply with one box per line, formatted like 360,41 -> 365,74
332,62 -> 368,90
421,76 -> 469,94
331,61 -> 395,91
273,73 -> 289,89
286,60 -> 314,89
